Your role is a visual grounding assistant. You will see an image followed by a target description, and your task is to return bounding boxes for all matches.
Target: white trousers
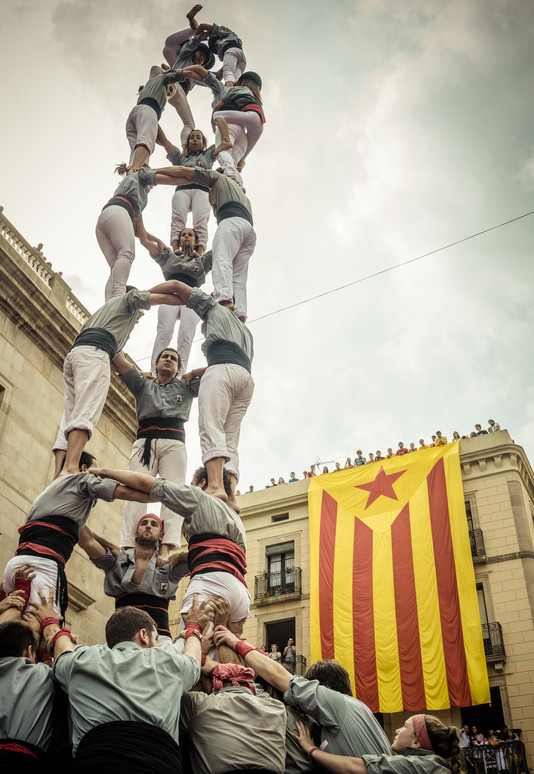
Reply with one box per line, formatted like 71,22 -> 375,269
150,304 -> 200,376
214,109 -> 263,161
181,570 -> 251,623
215,123 -> 248,179
121,437 -> 187,548
3,555 -> 62,617
170,188 -> 210,247
125,104 -> 158,163
198,364 -> 254,481
167,86 -> 195,149
53,346 -> 110,451
95,205 -> 136,301
222,48 -> 247,83
212,217 -> 256,320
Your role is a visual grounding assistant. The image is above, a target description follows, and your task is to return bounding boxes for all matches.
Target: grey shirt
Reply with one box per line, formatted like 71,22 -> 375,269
136,69 -> 183,112
79,290 -> 151,352
172,33 -> 209,85
166,146 -> 216,170
186,288 -> 254,363
211,23 -> 242,60
53,641 -> 200,754
191,168 -> 253,224
150,479 -> 246,550
0,657 -> 55,750
110,169 -> 156,220
203,71 -> 229,107
120,368 -> 199,423
283,675 -> 392,758
92,547 -> 189,599
180,686 -> 286,774
152,248 -> 212,286
26,472 -> 118,529
363,748 -> 452,774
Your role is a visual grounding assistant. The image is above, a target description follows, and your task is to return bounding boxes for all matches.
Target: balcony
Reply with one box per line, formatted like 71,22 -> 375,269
254,568 -> 302,605
482,622 -> 505,663
469,527 -> 486,562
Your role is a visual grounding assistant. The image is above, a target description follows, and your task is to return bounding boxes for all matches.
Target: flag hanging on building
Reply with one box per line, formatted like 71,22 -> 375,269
309,444 -> 490,712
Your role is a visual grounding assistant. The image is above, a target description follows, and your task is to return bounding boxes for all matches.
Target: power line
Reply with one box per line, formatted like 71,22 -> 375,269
136,210 -> 534,362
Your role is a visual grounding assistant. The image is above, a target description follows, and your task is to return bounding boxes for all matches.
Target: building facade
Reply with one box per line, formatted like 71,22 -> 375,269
0,205 -> 137,642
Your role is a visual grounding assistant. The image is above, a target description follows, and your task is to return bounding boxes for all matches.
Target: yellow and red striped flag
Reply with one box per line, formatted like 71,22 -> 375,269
309,444 -> 489,712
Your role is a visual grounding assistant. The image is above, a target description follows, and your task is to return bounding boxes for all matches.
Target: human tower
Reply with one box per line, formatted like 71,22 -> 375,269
2,6 -> 263,642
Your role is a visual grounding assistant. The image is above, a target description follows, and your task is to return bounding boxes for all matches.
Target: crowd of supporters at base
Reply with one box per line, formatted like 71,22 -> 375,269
247,421 -> 502,492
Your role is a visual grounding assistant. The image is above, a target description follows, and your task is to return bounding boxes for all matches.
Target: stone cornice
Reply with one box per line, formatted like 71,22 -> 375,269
459,431 -> 534,500
0,207 -> 136,441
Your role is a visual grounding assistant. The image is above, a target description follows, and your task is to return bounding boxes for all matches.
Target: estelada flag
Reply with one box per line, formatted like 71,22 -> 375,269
309,444 -> 490,712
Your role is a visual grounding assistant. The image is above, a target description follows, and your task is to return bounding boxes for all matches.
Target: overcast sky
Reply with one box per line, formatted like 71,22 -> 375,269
2,0 -> 533,491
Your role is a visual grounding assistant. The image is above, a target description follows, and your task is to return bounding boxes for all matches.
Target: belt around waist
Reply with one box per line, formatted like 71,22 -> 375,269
71,327 -> 117,360
166,272 -> 200,288
174,182 -> 210,193
206,340 -> 251,373
102,196 -> 136,222
137,97 -> 162,120
137,416 -> 185,440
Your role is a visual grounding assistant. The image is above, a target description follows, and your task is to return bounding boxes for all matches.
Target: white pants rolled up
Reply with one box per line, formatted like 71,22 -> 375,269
167,86 -> 195,149
215,122 -> 247,179
95,205 -> 135,301
198,363 -> 254,480
222,48 -> 247,83
53,346 -> 110,451
125,104 -> 158,162
121,437 -> 187,548
211,217 -> 256,320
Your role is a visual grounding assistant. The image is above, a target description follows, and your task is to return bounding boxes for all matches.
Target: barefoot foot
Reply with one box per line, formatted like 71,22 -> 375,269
204,485 -> 228,502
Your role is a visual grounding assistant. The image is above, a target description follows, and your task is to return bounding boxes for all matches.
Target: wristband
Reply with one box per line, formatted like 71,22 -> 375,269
235,640 -> 255,659
52,627 -> 73,645
307,747 -> 319,761
184,622 -> 202,641
38,647 -> 53,664
14,577 -> 32,607
41,617 -> 59,631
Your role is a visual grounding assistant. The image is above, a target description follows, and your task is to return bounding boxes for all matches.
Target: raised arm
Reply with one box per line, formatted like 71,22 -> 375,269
78,525 -> 109,560
111,351 -> 136,376
291,722 -> 368,774
213,626 -> 291,692
156,123 -> 179,156
152,165 -> 198,187
88,467 -> 157,494
181,64 -> 210,82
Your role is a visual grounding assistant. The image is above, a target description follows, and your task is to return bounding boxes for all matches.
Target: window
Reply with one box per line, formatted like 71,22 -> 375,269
266,542 -> 295,594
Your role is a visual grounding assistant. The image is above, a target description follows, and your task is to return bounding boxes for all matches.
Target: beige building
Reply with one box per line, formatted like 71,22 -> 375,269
1,207 -> 533,768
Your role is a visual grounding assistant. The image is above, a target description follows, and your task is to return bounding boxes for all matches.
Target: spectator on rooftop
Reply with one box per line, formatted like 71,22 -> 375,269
270,478 -> 277,487
488,419 -> 500,433
354,451 -> 366,466
452,431 -> 460,441
307,465 -> 317,477
430,435 -> 437,447
278,477 -> 286,485
322,466 -> 329,474
419,438 -> 429,449
396,442 -> 409,456
344,457 -> 353,468
375,450 -> 384,460
386,448 -> 394,458
368,453 -> 375,463
408,443 -> 417,452
469,432 -> 477,438
434,431 -> 447,446
334,462 -> 343,472
288,472 -> 299,482
248,485 -> 254,493
474,424 -> 488,435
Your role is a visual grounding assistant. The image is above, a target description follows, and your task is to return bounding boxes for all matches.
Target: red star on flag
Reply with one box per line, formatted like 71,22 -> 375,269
356,465 -> 406,509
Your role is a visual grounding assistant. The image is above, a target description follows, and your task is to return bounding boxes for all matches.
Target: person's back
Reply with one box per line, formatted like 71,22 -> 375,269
0,622 -> 55,772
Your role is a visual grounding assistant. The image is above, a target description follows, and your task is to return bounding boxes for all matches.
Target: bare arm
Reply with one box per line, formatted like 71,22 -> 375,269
291,721 -> 368,774
156,123 -> 178,155
183,366 -> 207,388
78,525 -> 108,560
111,351 -> 135,376
194,22 -> 214,36
181,64 -> 210,82
152,166 -> 198,187
213,626 -> 291,692
147,279 -> 193,307
114,484 -> 153,503
0,591 -> 25,623
88,467 -> 157,494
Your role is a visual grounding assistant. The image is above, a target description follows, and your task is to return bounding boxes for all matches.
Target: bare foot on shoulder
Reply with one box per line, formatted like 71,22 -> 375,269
214,136 -> 232,156
226,496 -> 240,514
204,485 -> 228,502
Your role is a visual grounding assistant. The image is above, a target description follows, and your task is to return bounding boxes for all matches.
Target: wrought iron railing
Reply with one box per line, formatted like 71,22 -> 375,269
481,622 -> 505,659
469,528 -> 486,560
254,568 -> 302,601
465,740 -> 527,774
